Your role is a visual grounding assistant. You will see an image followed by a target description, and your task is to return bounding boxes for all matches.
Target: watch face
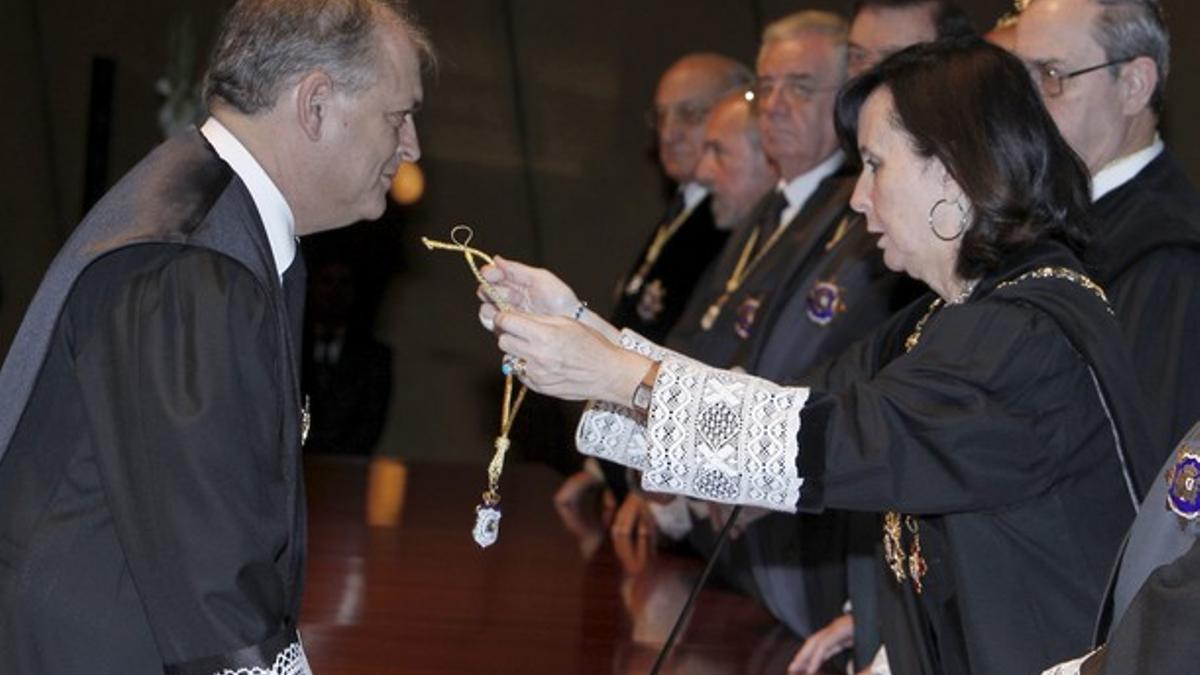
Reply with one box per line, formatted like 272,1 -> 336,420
633,384 -> 652,411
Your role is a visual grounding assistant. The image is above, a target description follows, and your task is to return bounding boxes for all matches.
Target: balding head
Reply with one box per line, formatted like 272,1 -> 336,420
652,53 -> 754,183
694,93 -> 777,229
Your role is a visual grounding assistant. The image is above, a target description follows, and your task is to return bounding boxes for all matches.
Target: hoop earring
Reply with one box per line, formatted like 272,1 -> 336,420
928,198 -> 968,241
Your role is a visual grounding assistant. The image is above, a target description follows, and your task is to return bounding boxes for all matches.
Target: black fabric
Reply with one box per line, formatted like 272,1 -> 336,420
1092,537 -> 1200,675
609,192 -> 728,344
748,189 -> 789,260
0,129 -> 306,674
668,172 -> 856,367
1087,149 -> 1200,459
793,240 -> 1153,675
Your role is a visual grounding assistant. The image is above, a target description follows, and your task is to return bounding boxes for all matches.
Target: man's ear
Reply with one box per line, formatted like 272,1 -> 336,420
1118,55 -> 1158,116
295,70 -> 335,142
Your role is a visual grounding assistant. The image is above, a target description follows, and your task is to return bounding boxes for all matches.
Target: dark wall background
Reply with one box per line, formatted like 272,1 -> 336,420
3,0 -> 1196,461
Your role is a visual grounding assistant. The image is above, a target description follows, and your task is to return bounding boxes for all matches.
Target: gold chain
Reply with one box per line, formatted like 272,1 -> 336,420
701,218 -> 794,330
885,265 -> 1110,592
626,201 -> 699,295
423,226 -> 527,514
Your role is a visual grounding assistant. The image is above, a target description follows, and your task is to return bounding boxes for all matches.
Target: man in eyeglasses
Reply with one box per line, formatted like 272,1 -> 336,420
1016,0 -> 1200,460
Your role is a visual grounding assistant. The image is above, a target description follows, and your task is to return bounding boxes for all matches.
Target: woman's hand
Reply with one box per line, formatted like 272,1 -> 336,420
478,257 -> 579,324
493,309 -> 651,404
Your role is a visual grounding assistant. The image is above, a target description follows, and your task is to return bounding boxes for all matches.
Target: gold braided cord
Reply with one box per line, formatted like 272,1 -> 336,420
423,226 -> 527,508
422,225 -> 511,312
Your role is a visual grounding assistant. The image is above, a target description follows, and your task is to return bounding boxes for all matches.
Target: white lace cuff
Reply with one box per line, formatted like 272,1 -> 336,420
643,357 -> 807,512
575,330 -> 808,513
575,330 -> 696,471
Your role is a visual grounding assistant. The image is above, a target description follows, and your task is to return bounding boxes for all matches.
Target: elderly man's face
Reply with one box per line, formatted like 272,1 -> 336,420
652,64 -> 723,183
848,4 -> 938,77
694,100 -> 778,229
319,20 -> 423,229
1015,0 -> 1130,173
754,36 -> 845,181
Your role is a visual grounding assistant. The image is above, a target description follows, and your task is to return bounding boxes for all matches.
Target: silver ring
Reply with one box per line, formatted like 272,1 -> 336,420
501,355 -> 527,377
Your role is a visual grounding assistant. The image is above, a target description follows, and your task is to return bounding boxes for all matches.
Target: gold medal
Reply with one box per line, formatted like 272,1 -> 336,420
625,274 -> 644,296
700,302 -> 722,331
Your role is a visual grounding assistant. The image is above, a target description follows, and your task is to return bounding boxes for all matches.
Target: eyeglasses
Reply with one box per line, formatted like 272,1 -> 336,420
750,75 -> 841,106
1026,58 -> 1133,98
645,102 -> 712,130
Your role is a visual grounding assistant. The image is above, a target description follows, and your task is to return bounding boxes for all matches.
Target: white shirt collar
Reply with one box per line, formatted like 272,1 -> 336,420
777,150 -> 846,228
681,182 -> 709,211
1091,135 -> 1164,202
199,117 -> 297,281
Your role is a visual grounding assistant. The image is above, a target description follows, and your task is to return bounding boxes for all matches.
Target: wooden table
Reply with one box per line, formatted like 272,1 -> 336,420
300,458 -> 811,674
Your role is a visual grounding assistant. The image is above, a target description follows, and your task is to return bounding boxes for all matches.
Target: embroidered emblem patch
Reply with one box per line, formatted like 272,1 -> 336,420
636,279 -> 667,323
806,281 -> 845,325
1167,451 -> 1200,521
734,296 -> 762,340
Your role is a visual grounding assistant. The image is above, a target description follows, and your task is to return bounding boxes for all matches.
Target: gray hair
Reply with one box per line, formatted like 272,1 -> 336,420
203,0 -> 435,115
1092,0 -> 1169,114
759,11 -> 849,76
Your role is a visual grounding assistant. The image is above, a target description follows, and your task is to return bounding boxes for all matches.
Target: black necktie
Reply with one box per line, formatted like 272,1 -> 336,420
662,189 -> 688,226
753,189 -> 789,259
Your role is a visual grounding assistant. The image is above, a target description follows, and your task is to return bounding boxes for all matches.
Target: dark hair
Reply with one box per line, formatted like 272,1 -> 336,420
204,0 -> 435,115
852,0 -> 976,39
835,38 -> 1091,280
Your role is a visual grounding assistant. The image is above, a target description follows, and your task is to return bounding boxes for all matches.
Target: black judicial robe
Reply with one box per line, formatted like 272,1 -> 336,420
0,129 -> 308,673
1093,538 -> 1200,674
668,171 -> 857,367
610,194 -> 728,344
1088,149 -> 1200,457
794,241 -> 1157,675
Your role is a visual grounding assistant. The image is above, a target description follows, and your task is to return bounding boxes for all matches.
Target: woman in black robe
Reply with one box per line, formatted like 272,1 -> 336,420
478,40 -> 1160,675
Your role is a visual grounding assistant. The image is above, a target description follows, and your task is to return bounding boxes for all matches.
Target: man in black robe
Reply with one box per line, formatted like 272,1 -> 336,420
1016,0 -> 1200,457
0,1 -> 432,672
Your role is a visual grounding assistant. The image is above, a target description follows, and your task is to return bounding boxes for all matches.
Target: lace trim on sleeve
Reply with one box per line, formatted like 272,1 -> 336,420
574,330 -> 694,470
575,329 -> 808,512
642,356 -> 807,512
214,640 -> 311,675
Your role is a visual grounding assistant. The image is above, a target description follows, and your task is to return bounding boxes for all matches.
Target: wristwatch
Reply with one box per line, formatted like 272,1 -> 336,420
631,361 -> 661,415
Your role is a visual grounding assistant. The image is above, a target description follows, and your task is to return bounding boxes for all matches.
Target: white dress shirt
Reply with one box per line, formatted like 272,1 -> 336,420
777,150 -> 846,228
1091,135 -> 1164,202
199,117 -> 297,281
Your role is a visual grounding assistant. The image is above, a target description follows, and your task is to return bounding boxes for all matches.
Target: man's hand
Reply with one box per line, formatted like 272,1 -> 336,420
789,613 -> 855,674
611,492 -> 660,545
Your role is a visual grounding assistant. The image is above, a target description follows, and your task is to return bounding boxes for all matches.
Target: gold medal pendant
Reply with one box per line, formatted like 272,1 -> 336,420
473,503 -> 502,548
625,274 -> 644,296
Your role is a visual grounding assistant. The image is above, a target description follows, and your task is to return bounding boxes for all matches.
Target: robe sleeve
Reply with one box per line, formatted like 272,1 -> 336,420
579,299 -> 1104,517
69,247 -> 308,673
796,298 -> 1102,514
